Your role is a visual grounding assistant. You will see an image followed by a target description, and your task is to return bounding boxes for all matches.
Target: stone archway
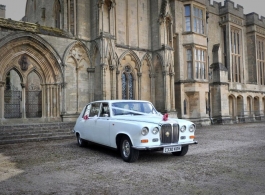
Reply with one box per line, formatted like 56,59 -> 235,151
4,69 -> 22,118
0,33 -> 63,122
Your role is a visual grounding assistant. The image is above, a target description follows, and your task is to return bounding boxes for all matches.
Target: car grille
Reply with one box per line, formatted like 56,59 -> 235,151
160,123 -> 179,143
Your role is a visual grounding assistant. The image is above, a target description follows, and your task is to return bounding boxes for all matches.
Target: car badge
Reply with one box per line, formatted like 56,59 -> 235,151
165,132 -> 170,137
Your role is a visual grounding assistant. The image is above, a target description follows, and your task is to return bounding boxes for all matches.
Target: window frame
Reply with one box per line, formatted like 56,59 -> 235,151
185,46 -> 207,80
230,26 -> 242,83
184,3 -> 205,35
256,36 -> 265,85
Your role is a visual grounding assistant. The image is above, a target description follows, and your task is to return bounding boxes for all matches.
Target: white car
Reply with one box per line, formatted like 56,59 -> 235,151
73,100 -> 197,162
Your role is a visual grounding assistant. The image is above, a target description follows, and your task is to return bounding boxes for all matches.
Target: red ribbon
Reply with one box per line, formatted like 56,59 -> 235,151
163,113 -> 168,121
83,115 -> 89,120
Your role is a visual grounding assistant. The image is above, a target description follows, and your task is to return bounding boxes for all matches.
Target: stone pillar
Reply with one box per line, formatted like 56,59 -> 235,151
210,44 -> 231,124
163,70 -> 168,112
109,65 -> 115,100
21,83 -> 26,119
137,72 -> 142,100
101,64 -> 108,100
170,72 -> 176,111
0,81 -> 5,120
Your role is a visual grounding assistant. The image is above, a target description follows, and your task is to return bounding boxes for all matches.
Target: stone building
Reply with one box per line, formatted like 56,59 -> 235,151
0,0 -> 264,125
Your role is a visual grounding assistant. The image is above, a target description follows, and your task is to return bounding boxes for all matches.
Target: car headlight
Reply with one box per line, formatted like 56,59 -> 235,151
180,125 -> 186,132
189,124 -> 195,132
141,127 -> 149,136
152,127 -> 159,134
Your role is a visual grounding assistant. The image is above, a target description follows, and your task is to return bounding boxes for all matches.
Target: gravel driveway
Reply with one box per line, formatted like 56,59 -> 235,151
0,122 -> 265,195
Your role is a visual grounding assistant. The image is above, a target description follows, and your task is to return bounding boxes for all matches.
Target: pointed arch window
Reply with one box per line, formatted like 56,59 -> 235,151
122,66 -> 134,100
54,0 -> 61,28
68,0 -> 76,35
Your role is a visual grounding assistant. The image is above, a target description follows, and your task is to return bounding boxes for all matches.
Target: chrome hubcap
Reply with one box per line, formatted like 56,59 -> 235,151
122,140 -> 130,158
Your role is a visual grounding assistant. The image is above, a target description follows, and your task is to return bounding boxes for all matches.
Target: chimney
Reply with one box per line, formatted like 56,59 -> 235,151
0,4 -> 6,18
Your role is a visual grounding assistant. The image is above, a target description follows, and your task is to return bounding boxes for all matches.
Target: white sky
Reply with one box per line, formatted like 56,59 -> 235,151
0,0 -> 264,21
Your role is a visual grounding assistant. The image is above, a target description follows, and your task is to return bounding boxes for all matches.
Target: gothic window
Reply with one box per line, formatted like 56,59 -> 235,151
231,27 -> 242,83
122,66 -> 134,100
185,5 -> 191,32
54,0 -> 61,28
184,4 -> 205,34
257,37 -> 265,85
166,17 -> 172,46
185,47 -> 207,80
186,49 -> 193,79
68,0 -> 76,35
195,48 -> 206,79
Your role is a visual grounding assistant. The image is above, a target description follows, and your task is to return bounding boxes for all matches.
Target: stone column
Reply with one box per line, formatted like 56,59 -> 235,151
163,70 -> 169,112
101,64 -> 108,100
0,81 -> 5,119
170,72 -> 176,111
21,83 -> 26,119
137,72 -> 142,100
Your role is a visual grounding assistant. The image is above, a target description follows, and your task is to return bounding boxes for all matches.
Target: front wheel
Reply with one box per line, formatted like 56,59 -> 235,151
172,145 -> 189,156
120,136 -> 139,162
76,134 -> 85,147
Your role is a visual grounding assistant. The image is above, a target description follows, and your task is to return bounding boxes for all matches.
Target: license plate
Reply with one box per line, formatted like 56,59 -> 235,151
163,146 -> 181,153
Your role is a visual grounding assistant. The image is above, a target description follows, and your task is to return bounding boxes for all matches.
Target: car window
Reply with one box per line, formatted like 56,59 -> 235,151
89,103 -> 101,117
111,102 -> 158,115
99,103 -> 110,117
82,104 -> 91,117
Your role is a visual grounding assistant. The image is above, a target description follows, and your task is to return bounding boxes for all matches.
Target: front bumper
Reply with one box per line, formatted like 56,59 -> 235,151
133,140 -> 198,150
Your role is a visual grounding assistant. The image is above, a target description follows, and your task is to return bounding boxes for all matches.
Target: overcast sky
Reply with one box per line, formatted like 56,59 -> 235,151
0,0 -> 264,21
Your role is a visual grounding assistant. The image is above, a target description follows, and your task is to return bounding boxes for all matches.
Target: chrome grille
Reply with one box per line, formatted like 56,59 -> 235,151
160,123 -> 179,143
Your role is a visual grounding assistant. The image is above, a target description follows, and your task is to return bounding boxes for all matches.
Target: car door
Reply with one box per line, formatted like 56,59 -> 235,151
76,104 -> 94,141
92,103 -> 111,146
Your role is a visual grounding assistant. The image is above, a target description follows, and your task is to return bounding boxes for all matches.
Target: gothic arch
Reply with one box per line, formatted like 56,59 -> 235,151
119,50 -> 141,71
246,96 -> 253,116
63,41 -> 92,113
0,32 -> 63,83
0,32 -> 63,120
228,95 -> 236,118
63,41 -> 91,66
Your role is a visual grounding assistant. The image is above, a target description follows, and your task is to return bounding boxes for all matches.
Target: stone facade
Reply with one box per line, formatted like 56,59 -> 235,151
0,0 -> 265,125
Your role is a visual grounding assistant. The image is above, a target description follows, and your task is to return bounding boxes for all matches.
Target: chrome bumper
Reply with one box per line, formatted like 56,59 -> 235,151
133,140 -> 198,150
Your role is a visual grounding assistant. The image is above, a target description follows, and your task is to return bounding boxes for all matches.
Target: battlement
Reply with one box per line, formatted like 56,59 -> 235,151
246,13 -> 265,28
0,4 -> 5,9
207,0 -> 221,15
219,0 -> 244,18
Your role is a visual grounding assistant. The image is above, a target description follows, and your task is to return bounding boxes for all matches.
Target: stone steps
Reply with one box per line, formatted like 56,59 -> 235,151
0,122 -> 76,145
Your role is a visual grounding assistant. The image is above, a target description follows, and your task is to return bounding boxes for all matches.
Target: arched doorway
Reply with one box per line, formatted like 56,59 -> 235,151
4,69 -> 22,118
26,71 -> 42,118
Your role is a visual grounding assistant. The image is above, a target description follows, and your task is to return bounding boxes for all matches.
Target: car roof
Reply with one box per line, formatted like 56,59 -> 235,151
89,100 -> 151,104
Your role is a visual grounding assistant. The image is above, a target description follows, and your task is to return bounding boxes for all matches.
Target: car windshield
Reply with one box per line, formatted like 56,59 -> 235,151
111,102 -> 158,116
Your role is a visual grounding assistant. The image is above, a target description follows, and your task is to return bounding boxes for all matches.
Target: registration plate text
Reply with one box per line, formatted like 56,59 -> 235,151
163,146 -> 182,153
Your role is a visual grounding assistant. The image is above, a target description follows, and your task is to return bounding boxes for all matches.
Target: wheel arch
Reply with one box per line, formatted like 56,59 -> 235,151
116,133 -> 132,150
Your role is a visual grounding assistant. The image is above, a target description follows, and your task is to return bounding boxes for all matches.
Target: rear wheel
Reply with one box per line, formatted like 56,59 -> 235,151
76,134 -> 85,147
120,136 -> 139,162
172,145 -> 189,156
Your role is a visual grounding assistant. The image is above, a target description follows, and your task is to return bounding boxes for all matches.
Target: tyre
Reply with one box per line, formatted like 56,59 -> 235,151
120,136 -> 139,162
172,145 -> 189,156
76,134 -> 85,147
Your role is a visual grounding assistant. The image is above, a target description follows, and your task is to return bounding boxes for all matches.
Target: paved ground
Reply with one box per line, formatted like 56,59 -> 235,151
0,122 -> 265,195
